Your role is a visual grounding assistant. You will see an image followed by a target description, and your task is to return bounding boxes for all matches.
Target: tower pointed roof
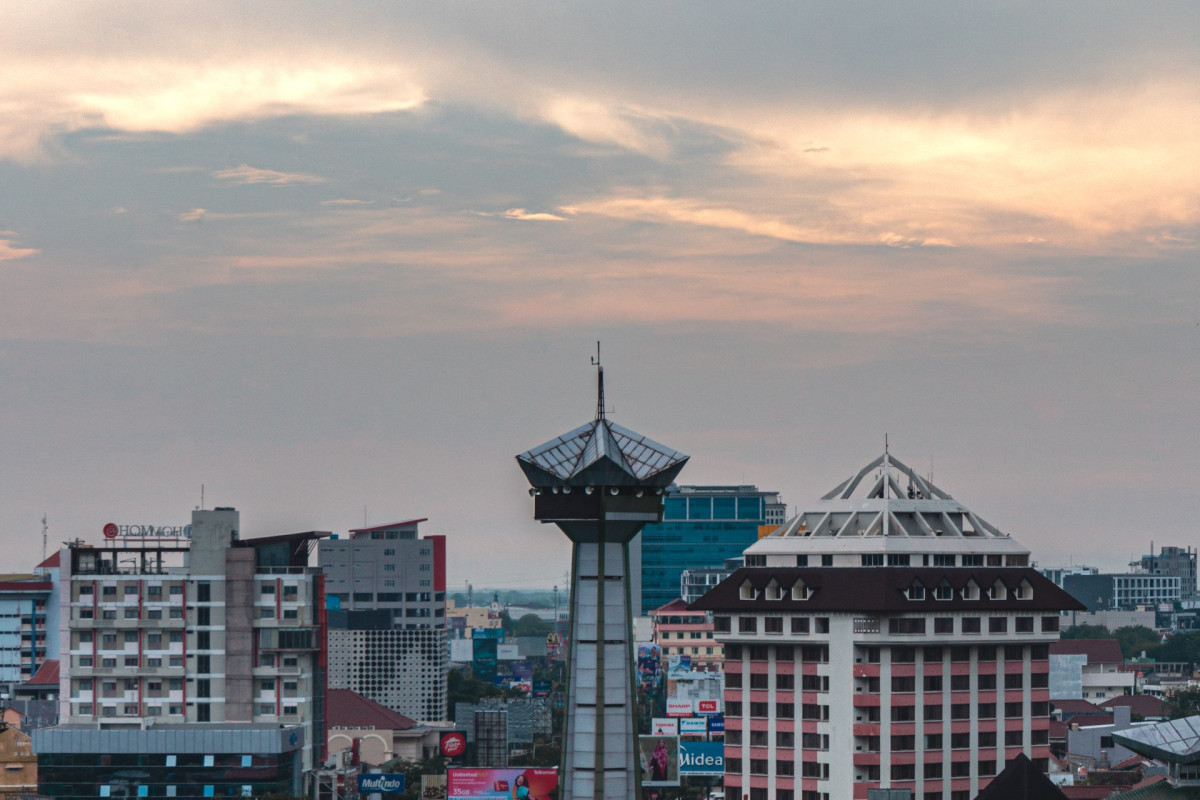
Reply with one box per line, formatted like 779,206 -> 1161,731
517,418 -> 688,488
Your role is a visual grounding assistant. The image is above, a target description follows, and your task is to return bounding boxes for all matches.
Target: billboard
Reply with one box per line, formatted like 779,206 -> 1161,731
497,643 -> 520,661
472,628 -> 506,641
678,717 -> 706,735
707,714 -> 725,734
358,774 -> 405,794
666,699 -> 692,717
449,639 -> 474,663
447,768 -> 558,800
668,670 -> 722,716
678,741 -> 725,776
639,736 -> 680,787
473,638 -> 498,681
650,717 -> 678,736
637,643 -> 662,691
667,654 -> 691,675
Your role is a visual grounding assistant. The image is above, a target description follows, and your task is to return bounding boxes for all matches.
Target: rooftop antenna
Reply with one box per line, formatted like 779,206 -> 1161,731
41,514 -> 47,564
591,341 -> 606,421
200,484 -> 205,511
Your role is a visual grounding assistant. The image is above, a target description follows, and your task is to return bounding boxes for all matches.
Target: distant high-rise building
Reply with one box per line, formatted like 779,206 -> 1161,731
1134,545 -> 1197,600
318,519 -> 448,721
37,508 -> 328,799
634,484 -> 784,614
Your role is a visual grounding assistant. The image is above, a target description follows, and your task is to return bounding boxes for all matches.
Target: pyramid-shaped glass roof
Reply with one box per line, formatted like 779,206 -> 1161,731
517,418 -> 688,488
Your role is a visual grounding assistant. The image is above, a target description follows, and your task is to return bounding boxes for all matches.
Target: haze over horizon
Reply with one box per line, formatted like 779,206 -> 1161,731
2,3 -> 1197,587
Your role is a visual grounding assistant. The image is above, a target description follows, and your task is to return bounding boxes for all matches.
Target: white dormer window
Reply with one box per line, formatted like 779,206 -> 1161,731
740,580 -> 758,601
905,579 -> 925,601
1015,579 -> 1033,600
934,580 -> 954,601
791,580 -> 810,601
765,579 -> 783,601
989,580 -> 1008,601
962,579 -> 980,601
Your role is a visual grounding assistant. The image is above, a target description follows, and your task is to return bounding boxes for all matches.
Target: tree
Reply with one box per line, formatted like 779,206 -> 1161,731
1112,625 -> 1161,659
1166,687 -> 1200,720
1059,624 -> 1110,640
513,613 -> 553,638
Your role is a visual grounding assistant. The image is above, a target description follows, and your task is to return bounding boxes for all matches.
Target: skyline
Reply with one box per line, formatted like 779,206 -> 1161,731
1,4 -> 1197,586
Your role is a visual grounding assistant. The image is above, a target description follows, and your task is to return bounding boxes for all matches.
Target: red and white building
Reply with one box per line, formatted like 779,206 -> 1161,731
692,453 -> 1084,800
650,597 -> 723,672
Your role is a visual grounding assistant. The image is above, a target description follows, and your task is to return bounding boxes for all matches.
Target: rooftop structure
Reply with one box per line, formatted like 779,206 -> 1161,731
516,350 -> 688,800
1113,715 -> 1200,790
746,453 -> 1031,569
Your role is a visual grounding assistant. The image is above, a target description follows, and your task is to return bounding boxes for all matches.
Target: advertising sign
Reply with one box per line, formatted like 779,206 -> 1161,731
707,714 -> 725,734
440,731 -> 467,758
668,671 -> 722,716
512,661 -> 533,682
651,718 -> 678,736
103,522 -> 192,540
532,680 -> 551,697
472,628 -> 505,641
637,644 -> 662,691
497,643 -> 520,661
678,741 -> 725,776
667,654 -> 691,675
678,717 -> 707,735
666,699 -> 692,717
638,736 -> 680,787
447,768 -> 558,800
358,774 -> 405,794
473,638 -> 498,681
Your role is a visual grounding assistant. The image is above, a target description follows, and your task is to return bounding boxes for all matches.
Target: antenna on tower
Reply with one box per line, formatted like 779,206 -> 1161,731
41,514 -> 48,564
200,484 -> 205,511
591,341 -> 606,421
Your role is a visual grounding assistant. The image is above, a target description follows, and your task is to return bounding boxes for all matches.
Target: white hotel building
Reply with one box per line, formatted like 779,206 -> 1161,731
692,454 -> 1084,800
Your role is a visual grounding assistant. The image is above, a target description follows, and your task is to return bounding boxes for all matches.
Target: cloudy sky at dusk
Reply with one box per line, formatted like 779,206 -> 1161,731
2,3 -> 1198,587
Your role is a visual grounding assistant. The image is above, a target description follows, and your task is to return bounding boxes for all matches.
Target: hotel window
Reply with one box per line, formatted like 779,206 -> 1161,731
978,703 -> 996,719
1041,616 -> 1060,632
861,554 -> 883,567
961,618 -> 981,634
978,731 -> 996,747
989,617 -> 1008,633
764,617 -> 783,634
750,673 -> 768,690
924,675 -> 942,692
978,674 -> 996,690
791,617 -> 809,634
887,554 -> 910,567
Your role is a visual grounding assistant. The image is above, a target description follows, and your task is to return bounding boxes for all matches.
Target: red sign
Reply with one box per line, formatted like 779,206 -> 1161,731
697,699 -> 718,714
440,731 -> 466,758
103,523 -> 119,539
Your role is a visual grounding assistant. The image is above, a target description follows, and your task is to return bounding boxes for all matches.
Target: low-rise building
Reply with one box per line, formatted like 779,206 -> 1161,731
326,689 -> 443,765
0,720 -> 35,797
1050,640 -> 1135,702
650,598 -> 722,672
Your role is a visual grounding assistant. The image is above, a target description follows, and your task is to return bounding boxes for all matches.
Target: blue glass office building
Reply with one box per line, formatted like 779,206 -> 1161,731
635,485 -> 785,613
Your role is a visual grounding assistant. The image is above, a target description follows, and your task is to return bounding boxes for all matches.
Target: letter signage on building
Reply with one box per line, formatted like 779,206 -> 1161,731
440,731 -> 467,758
103,522 -> 192,540
678,717 -> 707,735
358,774 -> 405,794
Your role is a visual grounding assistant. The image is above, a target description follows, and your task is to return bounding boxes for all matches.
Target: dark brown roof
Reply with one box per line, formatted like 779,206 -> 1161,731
1053,699 -> 1104,714
327,689 -> 416,731
1051,640 -> 1124,663
36,552 -> 60,569
349,519 -> 427,533
690,567 -> 1085,613
975,753 -> 1069,800
1100,694 -> 1168,718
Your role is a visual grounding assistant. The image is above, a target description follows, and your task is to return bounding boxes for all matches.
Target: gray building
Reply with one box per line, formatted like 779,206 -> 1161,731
1134,545 -> 1197,600
1063,572 -> 1182,611
318,519 -> 445,627
319,519 -> 449,722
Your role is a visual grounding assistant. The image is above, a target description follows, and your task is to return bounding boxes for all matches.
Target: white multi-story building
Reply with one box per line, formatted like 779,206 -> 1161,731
37,508 -> 329,799
693,453 -> 1083,800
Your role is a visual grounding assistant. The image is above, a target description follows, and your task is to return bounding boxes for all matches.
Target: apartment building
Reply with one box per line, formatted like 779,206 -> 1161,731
651,597 -> 722,672
692,453 -> 1084,800
35,508 -> 329,799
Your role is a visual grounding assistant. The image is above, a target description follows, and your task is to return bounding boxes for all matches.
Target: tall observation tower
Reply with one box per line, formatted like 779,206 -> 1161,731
516,352 -> 688,800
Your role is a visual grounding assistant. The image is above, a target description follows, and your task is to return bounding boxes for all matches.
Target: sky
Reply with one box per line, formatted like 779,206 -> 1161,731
1,3 -> 1198,588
